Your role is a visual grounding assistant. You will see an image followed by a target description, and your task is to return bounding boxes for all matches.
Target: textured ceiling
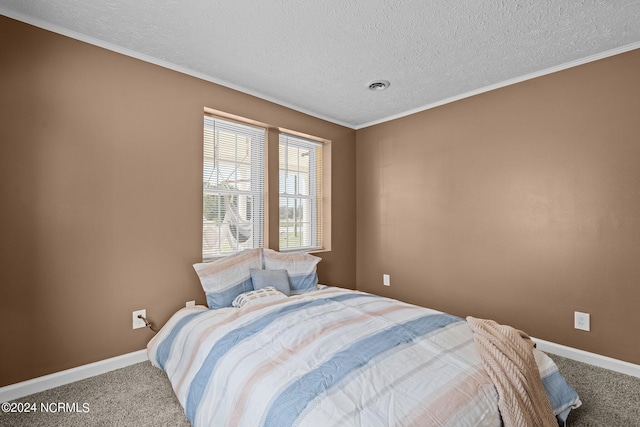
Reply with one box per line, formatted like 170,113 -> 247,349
1,1 -> 640,128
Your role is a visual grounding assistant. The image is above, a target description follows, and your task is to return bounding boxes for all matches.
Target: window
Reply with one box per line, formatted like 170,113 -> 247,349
202,115 -> 265,259
279,133 -> 323,251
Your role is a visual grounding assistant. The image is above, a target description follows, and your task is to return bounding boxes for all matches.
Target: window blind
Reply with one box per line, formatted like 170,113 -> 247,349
203,115 -> 265,258
278,133 -> 323,251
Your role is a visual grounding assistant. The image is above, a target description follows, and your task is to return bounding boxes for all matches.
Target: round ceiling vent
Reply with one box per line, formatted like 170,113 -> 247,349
368,80 -> 390,91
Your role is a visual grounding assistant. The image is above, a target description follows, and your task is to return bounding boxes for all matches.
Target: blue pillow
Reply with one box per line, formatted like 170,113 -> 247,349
250,268 -> 291,296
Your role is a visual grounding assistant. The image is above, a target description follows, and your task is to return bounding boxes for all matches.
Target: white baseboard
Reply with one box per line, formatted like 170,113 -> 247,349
533,337 -> 640,379
0,349 -> 148,403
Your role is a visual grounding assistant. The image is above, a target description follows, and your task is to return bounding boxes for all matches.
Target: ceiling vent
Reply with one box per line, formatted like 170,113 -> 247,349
368,80 -> 390,91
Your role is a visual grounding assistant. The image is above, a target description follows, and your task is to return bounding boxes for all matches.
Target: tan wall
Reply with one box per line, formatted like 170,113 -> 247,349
0,16 -> 356,387
356,49 -> 640,365
2,12 -> 638,387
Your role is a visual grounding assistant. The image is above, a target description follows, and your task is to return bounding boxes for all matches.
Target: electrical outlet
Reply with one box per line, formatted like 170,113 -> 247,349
132,309 -> 146,329
383,274 -> 391,286
574,311 -> 590,331
186,300 -> 195,308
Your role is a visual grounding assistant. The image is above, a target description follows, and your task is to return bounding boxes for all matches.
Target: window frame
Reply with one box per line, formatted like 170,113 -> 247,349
278,133 -> 323,252
201,108 -> 330,260
202,114 -> 266,260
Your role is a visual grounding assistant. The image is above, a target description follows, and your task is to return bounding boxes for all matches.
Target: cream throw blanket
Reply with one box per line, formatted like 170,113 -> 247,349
466,316 -> 558,427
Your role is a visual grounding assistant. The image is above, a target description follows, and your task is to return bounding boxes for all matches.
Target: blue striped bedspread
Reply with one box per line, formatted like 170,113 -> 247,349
147,287 -> 579,426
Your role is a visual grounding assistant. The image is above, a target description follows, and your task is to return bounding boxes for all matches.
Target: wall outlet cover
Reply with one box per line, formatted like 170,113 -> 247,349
132,309 -> 146,329
574,311 -> 590,332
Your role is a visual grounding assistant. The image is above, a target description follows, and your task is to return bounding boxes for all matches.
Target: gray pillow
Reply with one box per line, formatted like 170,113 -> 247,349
250,268 -> 291,296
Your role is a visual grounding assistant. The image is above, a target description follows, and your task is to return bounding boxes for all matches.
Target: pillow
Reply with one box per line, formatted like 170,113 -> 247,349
533,349 -> 582,424
232,286 -> 287,308
263,249 -> 321,295
250,268 -> 291,296
193,248 -> 262,309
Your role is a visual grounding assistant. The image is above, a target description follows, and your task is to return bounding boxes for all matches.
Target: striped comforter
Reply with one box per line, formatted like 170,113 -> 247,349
148,287 -> 578,427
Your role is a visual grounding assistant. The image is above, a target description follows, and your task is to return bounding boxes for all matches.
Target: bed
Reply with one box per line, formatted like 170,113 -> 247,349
147,249 -> 580,427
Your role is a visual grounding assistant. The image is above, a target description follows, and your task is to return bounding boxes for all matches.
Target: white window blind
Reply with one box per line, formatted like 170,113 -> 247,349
203,115 -> 265,258
279,133 -> 323,251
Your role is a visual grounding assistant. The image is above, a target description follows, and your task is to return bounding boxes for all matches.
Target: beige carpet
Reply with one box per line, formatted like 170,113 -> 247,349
0,362 -> 189,427
549,354 -> 640,427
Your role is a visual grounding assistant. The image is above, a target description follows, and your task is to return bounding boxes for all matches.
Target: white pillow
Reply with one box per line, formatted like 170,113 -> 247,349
232,286 -> 287,308
263,249 -> 321,295
193,248 -> 262,309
